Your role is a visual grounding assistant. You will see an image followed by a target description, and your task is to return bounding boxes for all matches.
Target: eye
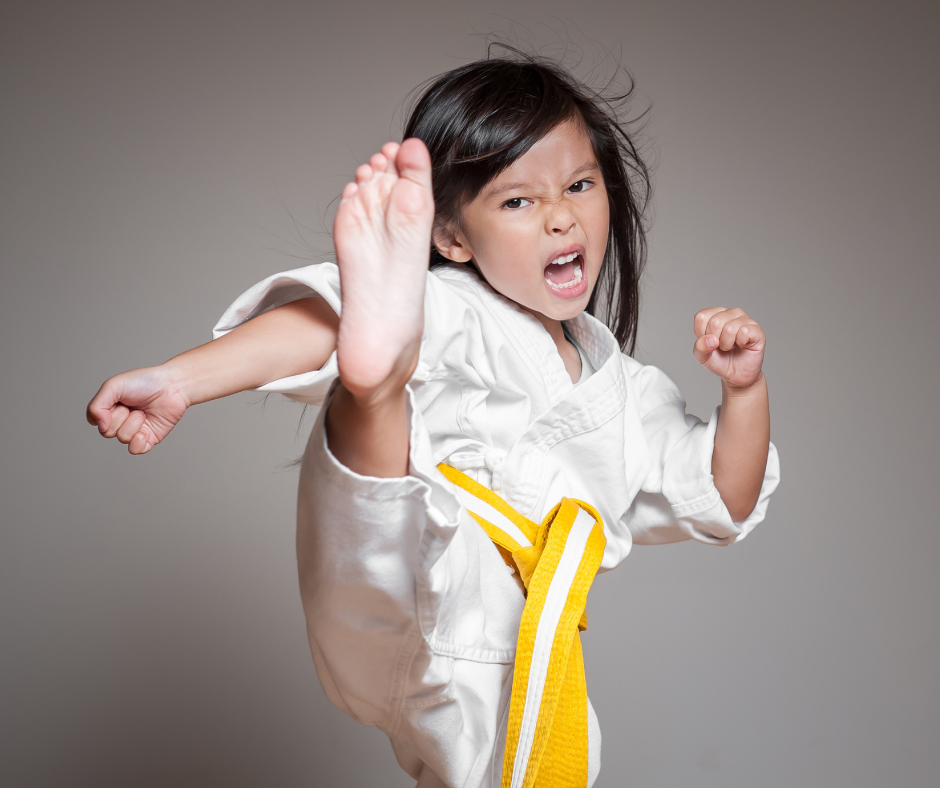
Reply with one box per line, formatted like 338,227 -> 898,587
502,197 -> 532,210
567,179 -> 593,194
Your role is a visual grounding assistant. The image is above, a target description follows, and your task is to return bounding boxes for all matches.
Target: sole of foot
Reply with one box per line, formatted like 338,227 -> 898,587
332,138 -> 436,400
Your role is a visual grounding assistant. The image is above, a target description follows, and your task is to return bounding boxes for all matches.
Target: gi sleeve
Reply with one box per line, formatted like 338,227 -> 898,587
295,383 -> 463,731
621,355 -> 780,546
211,262 -> 341,405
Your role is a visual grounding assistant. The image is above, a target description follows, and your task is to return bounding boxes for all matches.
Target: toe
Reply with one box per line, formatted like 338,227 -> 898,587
396,138 -> 433,190
355,164 -> 374,184
341,182 -> 359,201
381,141 -> 401,162
369,152 -> 390,173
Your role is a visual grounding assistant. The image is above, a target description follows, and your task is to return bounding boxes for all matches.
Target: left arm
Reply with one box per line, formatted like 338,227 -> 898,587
693,307 -> 770,522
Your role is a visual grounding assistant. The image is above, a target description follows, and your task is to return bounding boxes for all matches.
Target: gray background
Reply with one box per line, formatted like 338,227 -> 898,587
2,1 -> 938,785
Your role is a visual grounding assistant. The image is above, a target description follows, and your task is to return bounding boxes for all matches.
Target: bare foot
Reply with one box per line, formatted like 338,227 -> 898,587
333,138 -> 435,401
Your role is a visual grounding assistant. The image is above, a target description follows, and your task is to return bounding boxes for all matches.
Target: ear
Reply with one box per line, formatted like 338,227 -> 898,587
432,221 -> 473,263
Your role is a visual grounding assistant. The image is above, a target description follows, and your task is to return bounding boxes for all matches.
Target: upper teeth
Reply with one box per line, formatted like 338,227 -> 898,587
550,252 -> 579,265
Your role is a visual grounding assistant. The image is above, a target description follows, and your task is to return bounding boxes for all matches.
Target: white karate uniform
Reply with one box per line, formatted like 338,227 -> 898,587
214,262 -> 780,788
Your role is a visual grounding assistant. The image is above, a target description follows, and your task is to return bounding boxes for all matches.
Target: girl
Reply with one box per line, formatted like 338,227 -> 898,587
87,54 -> 778,788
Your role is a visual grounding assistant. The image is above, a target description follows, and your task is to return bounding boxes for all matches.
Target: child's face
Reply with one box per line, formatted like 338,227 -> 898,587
435,119 -> 609,324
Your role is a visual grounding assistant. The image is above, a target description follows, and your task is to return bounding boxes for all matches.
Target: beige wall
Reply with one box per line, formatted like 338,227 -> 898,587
1,1 -> 938,785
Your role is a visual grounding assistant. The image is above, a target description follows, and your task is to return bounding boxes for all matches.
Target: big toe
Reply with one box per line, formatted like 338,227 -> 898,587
395,138 -> 433,190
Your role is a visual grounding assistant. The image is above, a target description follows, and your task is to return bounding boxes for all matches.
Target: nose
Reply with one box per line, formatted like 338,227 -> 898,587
547,200 -> 577,235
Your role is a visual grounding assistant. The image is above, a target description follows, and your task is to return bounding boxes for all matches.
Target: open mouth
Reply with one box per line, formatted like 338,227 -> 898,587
544,251 -> 584,290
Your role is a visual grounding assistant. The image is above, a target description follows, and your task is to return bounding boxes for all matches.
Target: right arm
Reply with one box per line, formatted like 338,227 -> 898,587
90,136 -> 432,477
86,295 -> 338,454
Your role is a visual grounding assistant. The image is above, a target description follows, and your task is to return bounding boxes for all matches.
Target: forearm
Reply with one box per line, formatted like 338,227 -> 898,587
712,373 -> 770,522
165,296 -> 339,406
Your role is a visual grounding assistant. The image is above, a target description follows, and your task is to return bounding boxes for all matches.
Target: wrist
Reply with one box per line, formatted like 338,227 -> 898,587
160,358 -> 196,409
722,371 -> 767,399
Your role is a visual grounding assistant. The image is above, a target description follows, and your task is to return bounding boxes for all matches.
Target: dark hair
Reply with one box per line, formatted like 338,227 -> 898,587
402,50 -> 651,354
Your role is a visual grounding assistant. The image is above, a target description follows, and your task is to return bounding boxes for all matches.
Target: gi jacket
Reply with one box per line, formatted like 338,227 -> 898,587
214,262 -> 780,788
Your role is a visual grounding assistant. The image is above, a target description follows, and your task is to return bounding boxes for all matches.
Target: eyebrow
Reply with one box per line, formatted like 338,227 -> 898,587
481,162 -> 601,201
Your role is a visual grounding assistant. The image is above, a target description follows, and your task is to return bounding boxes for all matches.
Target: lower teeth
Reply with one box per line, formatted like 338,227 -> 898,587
546,262 -> 583,290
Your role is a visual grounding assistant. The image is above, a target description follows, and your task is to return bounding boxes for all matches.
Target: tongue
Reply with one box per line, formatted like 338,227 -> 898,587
545,257 -> 576,284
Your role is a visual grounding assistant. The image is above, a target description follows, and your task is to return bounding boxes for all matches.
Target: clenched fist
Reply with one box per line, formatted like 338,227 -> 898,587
692,307 -> 766,389
86,366 -> 189,455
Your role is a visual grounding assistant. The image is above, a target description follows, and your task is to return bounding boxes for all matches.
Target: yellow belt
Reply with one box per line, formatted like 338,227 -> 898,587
437,464 -> 607,788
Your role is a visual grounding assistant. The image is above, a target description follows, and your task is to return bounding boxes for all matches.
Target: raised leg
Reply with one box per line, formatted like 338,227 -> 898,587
326,138 -> 435,477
